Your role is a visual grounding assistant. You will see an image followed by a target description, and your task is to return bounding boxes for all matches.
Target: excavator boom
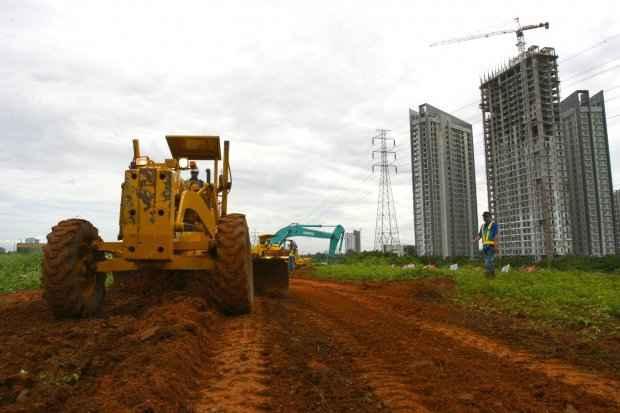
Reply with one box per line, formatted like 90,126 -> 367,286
252,223 -> 345,295
269,224 -> 345,256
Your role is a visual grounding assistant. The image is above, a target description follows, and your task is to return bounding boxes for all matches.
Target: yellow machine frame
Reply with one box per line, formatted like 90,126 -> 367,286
252,235 -> 309,266
96,135 -> 231,273
252,234 -> 287,258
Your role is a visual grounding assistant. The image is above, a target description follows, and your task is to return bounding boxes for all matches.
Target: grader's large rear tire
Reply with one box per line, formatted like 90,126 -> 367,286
42,219 -> 106,319
207,213 -> 254,315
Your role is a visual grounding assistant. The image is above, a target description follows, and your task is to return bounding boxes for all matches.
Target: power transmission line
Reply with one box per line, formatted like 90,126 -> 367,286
563,62 -> 620,87
305,169 -> 375,223
446,34 -> 620,115
448,62 -> 620,119
449,99 -> 479,114
559,32 -> 620,63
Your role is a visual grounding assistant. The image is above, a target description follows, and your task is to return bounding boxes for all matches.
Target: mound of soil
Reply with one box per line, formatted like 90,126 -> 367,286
409,277 -> 456,303
0,272 -> 219,413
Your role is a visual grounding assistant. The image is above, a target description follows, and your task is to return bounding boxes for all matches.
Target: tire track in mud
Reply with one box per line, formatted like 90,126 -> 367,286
196,300 -> 271,413
260,296 -> 391,412
292,278 -> 618,412
262,293 -> 426,413
307,278 -> 620,406
418,321 -> 620,405
306,307 -> 429,413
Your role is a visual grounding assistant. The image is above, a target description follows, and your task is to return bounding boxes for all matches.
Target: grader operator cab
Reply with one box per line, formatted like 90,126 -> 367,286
42,135 -> 254,318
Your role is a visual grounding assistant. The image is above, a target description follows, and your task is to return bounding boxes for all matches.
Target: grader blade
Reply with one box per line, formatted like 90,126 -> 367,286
253,258 -> 289,295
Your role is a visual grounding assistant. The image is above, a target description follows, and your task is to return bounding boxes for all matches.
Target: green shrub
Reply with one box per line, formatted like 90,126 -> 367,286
0,253 -> 42,293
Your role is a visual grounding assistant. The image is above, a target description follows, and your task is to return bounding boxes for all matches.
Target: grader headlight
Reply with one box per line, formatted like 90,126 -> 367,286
178,157 -> 189,169
135,156 -> 149,166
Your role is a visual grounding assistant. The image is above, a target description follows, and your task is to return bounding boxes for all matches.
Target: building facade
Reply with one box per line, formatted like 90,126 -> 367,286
614,190 -> 620,254
410,104 -> 478,257
480,46 -> 571,257
561,90 -> 616,256
344,230 -> 361,253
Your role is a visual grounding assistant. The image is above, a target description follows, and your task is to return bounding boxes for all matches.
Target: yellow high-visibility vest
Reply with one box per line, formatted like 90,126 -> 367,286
481,222 -> 496,245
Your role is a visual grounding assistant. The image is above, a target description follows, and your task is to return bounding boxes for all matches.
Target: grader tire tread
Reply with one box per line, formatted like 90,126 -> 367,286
207,213 -> 254,315
42,219 -> 106,319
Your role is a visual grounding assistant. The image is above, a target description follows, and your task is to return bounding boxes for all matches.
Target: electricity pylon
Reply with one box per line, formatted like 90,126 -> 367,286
372,129 -> 400,252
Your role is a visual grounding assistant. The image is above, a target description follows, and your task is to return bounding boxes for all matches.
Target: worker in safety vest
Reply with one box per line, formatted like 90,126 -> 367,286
474,211 -> 499,278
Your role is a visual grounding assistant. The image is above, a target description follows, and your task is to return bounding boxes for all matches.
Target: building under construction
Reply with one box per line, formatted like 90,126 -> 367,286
561,90 -> 616,256
410,104 -> 478,258
480,46 -> 571,257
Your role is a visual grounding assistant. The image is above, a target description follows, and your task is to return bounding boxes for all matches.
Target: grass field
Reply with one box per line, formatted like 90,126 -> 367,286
0,253 -> 42,293
313,256 -> 620,331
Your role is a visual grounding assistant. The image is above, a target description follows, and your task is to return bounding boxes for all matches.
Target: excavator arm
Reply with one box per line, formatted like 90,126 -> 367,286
253,223 -> 346,296
269,224 -> 345,257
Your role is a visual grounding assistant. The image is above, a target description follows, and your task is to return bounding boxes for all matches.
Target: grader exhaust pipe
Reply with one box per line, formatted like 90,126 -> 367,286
132,138 -> 141,160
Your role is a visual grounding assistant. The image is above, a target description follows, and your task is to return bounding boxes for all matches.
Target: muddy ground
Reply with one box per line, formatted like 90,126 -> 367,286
1,273 -> 619,412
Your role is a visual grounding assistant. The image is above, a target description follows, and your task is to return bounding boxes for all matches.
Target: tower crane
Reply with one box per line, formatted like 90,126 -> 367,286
429,18 -> 549,54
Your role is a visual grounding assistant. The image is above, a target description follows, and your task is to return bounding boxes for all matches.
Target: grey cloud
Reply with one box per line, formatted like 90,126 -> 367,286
1,1 -> 620,252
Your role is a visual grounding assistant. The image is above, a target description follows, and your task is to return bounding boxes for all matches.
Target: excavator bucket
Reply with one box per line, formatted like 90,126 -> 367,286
253,258 -> 289,296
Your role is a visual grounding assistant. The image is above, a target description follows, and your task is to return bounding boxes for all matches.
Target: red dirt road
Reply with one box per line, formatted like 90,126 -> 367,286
1,275 -> 619,412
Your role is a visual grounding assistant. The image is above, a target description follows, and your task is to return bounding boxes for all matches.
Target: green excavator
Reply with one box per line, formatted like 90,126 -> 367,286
252,224 -> 345,294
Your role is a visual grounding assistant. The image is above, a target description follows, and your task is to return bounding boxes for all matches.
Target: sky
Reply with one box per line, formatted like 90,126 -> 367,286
1,0 -> 619,253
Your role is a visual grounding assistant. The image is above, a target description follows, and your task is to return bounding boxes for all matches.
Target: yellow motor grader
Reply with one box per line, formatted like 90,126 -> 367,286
42,136 -> 253,318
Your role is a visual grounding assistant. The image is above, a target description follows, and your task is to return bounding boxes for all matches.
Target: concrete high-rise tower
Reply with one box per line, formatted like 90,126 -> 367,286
561,90 -> 616,256
614,190 -> 620,254
480,46 -> 571,257
344,230 -> 361,253
410,104 -> 478,257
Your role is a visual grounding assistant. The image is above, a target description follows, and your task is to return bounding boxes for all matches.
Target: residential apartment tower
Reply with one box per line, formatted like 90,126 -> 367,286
614,190 -> 620,254
561,90 -> 616,256
410,104 -> 478,257
344,230 -> 361,253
